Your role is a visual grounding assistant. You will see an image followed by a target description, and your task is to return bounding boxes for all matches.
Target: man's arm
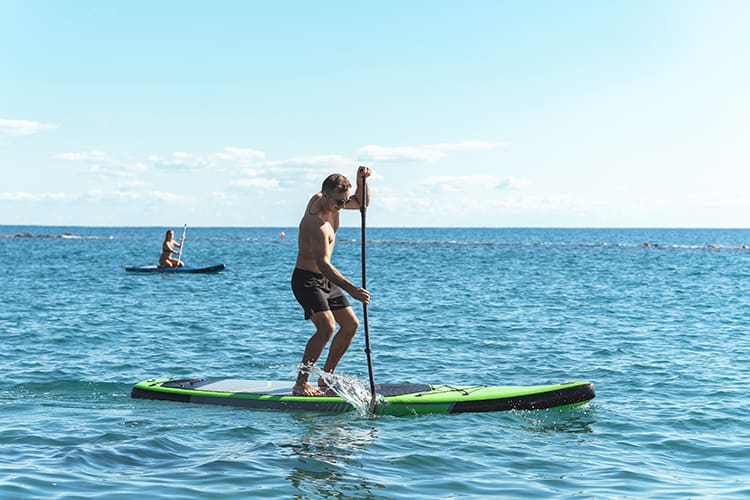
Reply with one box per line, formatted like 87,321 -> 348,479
344,166 -> 371,210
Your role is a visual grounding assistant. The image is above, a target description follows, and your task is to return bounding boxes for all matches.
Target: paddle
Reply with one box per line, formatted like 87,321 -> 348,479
176,224 -> 187,266
360,174 -> 377,412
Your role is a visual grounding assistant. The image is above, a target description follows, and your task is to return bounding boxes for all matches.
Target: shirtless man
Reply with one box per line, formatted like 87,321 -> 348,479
291,166 -> 372,396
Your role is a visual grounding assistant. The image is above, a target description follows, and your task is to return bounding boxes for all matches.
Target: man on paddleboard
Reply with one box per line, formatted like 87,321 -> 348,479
291,166 -> 372,396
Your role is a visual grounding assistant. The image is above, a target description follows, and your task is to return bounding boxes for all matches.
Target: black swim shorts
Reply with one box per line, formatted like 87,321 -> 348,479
291,268 -> 351,320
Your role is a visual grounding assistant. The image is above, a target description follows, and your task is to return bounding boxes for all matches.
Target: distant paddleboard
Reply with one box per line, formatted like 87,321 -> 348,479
131,378 -> 595,416
125,264 -> 226,274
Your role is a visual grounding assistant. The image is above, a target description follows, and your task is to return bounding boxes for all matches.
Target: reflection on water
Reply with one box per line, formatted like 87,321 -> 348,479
280,413 -> 384,498
515,404 -> 598,434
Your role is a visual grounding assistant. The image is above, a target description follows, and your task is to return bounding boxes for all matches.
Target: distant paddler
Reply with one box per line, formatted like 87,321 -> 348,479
158,228 -> 185,268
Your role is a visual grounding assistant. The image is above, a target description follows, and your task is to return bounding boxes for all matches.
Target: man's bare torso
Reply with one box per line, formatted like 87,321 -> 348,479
295,193 -> 339,273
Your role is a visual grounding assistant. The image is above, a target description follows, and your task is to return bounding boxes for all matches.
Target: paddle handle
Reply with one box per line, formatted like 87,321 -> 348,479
360,174 -> 377,411
177,224 -> 187,264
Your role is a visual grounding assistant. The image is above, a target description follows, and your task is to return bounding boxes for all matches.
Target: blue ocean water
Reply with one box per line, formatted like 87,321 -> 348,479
1,226 -> 749,498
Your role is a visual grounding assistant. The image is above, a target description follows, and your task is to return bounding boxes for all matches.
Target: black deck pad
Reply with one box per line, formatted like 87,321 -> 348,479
373,383 -> 432,397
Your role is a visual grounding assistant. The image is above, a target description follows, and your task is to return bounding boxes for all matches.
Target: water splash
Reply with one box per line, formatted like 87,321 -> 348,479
311,368 -> 376,416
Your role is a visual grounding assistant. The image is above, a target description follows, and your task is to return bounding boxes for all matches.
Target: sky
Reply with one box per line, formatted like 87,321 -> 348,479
1,0 -> 749,228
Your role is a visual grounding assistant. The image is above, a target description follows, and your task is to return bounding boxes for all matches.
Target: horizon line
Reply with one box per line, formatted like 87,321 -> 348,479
1,224 -> 749,231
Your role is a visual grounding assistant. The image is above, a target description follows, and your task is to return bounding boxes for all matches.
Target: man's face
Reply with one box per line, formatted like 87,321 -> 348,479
330,190 -> 350,210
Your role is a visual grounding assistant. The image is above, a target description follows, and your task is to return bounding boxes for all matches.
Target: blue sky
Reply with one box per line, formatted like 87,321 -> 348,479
2,0 -> 748,227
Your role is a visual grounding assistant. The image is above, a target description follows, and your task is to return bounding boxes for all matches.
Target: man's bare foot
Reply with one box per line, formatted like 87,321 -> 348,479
292,382 -> 323,397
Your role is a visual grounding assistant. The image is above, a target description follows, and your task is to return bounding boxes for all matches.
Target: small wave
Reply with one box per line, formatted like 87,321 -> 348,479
640,242 -> 750,250
359,239 -> 750,251
2,231 -> 747,251
0,233 -> 262,242
0,233 -> 113,240
0,233 -> 278,242
366,239 -> 496,246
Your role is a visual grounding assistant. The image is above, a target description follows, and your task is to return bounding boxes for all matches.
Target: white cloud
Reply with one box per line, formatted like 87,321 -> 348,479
230,178 -> 281,189
488,194 -> 588,213
130,162 -> 148,172
83,190 -> 188,202
263,154 -> 351,169
147,191 -> 189,202
0,191 -> 75,201
358,141 -> 505,163
373,189 -> 591,223
146,149 -> 348,174
376,193 -> 434,212
495,177 -> 530,190
58,151 -> 148,179
117,180 -> 146,189
56,151 -> 111,162
220,147 -> 266,162
51,142 -> 508,202
111,190 -> 188,202
87,165 -> 138,179
150,151 -> 217,169
59,141 -> 499,178
422,175 -> 529,192
240,167 -> 266,177
150,146 -> 266,170
231,155 -> 354,192
0,119 -> 57,137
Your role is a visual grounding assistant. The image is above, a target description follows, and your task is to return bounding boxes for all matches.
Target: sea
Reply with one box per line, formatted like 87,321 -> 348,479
1,226 -> 749,499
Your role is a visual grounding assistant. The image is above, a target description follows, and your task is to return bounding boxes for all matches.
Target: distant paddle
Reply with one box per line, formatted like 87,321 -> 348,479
177,224 -> 187,266
360,175 -> 377,412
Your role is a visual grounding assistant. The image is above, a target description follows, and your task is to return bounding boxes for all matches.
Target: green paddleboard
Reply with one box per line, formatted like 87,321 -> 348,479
131,378 -> 595,416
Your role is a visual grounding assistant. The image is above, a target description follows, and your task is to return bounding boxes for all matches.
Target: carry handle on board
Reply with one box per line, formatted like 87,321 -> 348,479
360,173 -> 377,412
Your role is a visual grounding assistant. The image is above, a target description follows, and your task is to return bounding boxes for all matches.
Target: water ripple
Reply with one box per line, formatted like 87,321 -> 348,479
1,227 -> 749,498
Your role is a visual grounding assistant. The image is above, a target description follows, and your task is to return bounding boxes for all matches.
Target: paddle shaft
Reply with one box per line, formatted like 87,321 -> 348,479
176,224 -> 187,264
360,176 -> 377,409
